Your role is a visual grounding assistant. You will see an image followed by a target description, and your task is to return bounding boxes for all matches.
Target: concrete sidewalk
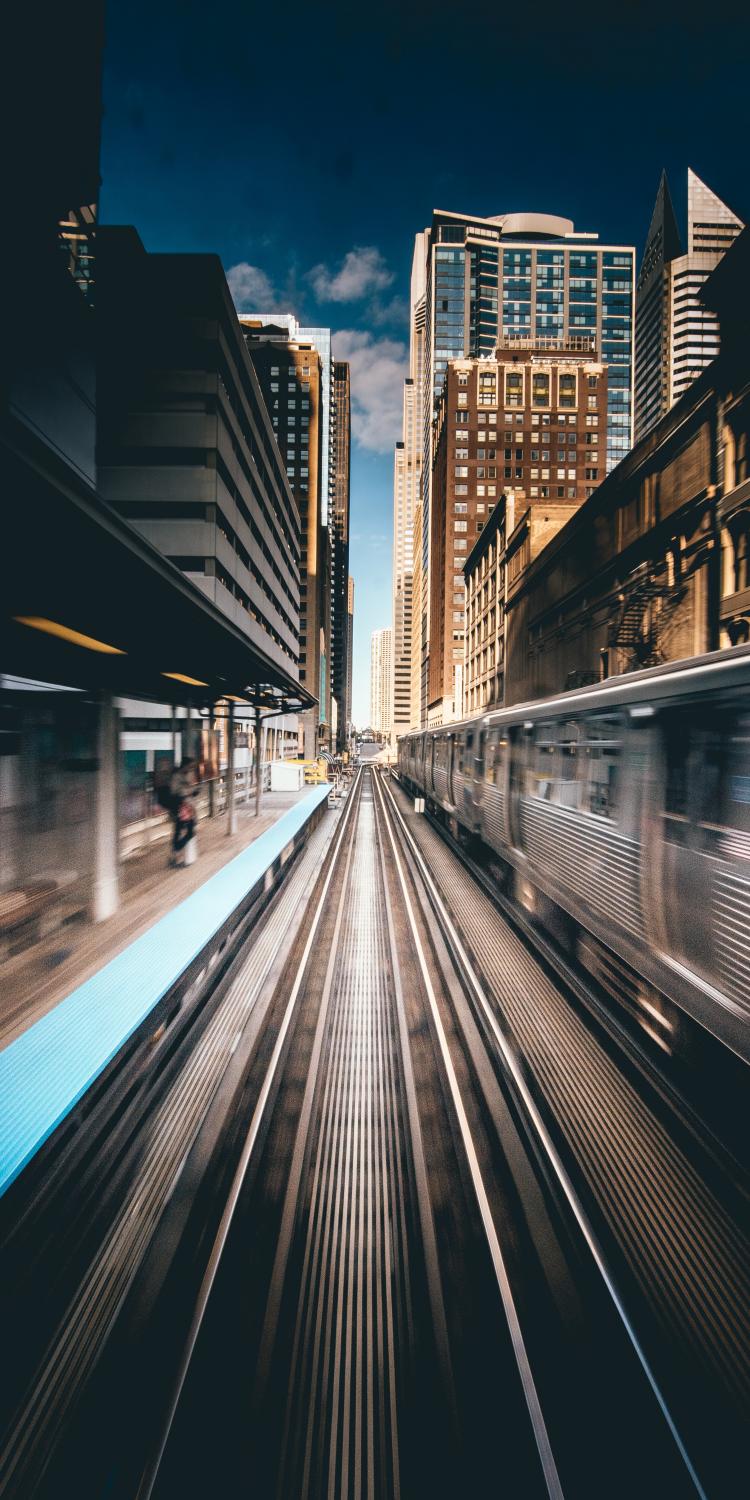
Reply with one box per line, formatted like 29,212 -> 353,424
0,789 -> 318,1051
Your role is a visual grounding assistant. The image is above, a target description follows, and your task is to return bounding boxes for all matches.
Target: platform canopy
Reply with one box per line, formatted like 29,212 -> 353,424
1,420 -> 314,715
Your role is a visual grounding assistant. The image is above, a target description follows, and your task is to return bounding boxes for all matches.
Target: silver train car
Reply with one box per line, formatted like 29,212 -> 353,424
398,645 -> 750,1066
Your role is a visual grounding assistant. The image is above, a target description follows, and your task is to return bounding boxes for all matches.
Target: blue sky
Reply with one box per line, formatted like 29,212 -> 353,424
100,0 -> 748,724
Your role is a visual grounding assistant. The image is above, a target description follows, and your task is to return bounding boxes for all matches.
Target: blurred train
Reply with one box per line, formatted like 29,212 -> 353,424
398,646 -> 750,1066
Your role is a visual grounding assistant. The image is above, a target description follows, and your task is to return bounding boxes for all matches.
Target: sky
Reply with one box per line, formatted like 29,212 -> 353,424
100,0 -> 749,725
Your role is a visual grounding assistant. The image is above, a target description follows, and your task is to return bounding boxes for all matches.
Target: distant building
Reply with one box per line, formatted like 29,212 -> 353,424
635,169 -> 743,442
392,245 -> 426,736
240,317 -> 330,755
332,360 -> 352,751
346,575 -> 355,736
370,628 -> 393,738
429,346 -> 608,723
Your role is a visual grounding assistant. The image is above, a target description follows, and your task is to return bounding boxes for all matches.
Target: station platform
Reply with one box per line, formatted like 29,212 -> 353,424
1,788 -> 322,1051
0,784 -> 331,1197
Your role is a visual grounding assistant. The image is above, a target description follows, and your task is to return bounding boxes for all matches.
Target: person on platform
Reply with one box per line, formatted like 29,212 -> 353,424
168,759 -> 197,868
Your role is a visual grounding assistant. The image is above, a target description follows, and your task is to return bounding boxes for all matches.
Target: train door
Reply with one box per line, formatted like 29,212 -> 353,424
507,723 -> 528,849
658,706 -> 717,978
447,733 -> 456,806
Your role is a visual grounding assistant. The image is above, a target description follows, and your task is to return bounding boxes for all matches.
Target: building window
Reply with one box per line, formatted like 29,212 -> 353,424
532,372 -> 550,407
455,466 -> 468,477
455,484 -> 468,494
586,415 -> 599,427
454,520 -> 468,531
456,448 -> 469,459
505,372 -> 523,406
454,502 -> 468,513
559,374 -> 577,407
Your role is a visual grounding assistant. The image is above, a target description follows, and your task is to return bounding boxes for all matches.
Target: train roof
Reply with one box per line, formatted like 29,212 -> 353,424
484,643 -> 750,726
400,645 -> 750,742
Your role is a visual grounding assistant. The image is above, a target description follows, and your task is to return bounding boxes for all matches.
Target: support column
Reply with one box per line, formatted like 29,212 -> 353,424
208,704 -> 216,817
227,701 -> 237,836
255,702 -> 262,818
171,703 -> 178,767
92,693 -> 120,923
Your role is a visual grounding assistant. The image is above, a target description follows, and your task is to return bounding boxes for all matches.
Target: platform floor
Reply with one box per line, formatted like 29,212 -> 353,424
0,789 -> 317,1052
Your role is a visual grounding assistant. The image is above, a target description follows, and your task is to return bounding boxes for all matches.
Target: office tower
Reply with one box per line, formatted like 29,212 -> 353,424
240,317 -> 332,754
408,208 -> 634,725
332,360 -> 352,751
346,575 -> 355,737
430,346 -> 607,723
97,230 -> 301,691
635,170 -> 743,443
370,628 -> 393,737
393,239 -> 427,732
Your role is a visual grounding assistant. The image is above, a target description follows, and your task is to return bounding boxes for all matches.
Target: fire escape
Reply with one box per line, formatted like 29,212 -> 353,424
608,561 -> 687,668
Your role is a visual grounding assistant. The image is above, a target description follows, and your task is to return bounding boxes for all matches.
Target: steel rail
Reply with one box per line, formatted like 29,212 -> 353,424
372,769 -> 564,1500
134,766 -> 365,1500
378,769 -> 708,1499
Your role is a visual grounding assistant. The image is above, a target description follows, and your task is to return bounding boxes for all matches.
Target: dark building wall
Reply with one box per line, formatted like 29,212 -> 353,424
2,0 -> 104,488
97,229 -> 301,681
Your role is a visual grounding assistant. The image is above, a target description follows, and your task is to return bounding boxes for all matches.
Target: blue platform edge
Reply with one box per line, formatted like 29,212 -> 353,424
0,785 -> 330,1198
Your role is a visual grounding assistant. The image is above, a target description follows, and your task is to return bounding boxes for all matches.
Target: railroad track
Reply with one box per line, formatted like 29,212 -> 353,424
3,764 -> 743,1496
132,766 -> 696,1497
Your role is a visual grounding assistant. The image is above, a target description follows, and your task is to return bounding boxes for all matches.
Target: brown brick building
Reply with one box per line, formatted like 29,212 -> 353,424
429,345 -> 607,722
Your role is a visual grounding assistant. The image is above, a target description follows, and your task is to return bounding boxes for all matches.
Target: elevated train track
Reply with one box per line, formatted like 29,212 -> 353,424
0,753 -> 747,1496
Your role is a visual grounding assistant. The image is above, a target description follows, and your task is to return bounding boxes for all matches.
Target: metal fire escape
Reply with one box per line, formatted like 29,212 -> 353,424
608,562 -> 687,668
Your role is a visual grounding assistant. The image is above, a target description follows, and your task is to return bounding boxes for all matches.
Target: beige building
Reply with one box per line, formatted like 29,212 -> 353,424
392,243 -> 426,738
370,628 -> 393,738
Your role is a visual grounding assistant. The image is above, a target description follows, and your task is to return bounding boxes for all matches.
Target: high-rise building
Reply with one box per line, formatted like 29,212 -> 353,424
97,230 -> 301,693
370,628 -> 393,737
430,345 -> 608,723
392,241 -> 426,737
346,575 -> 355,736
240,317 -> 332,755
331,360 -> 351,751
407,208 -> 634,726
635,169 -> 743,442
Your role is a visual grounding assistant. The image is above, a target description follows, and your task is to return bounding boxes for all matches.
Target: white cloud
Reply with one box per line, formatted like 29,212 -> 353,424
333,330 -> 406,454
309,246 -> 394,304
225,261 -> 276,311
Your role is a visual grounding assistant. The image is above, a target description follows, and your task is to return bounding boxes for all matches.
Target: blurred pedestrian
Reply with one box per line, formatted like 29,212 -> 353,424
168,759 -> 197,868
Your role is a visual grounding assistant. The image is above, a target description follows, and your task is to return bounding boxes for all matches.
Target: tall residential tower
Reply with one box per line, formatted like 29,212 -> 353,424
370,628 -> 392,738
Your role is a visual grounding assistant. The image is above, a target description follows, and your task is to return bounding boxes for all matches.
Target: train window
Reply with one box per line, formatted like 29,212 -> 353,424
528,720 -> 583,807
584,715 -> 621,819
486,731 -> 507,786
722,716 -> 750,835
